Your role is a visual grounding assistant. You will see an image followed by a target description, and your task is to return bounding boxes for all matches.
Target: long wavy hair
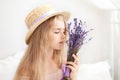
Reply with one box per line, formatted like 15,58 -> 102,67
14,15 -> 68,80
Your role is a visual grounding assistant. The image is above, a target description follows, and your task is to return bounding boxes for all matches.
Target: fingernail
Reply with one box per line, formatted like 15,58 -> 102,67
72,54 -> 75,56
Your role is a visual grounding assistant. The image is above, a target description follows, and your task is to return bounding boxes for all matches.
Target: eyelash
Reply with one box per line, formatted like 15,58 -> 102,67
54,31 -> 66,34
54,32 -> 59,34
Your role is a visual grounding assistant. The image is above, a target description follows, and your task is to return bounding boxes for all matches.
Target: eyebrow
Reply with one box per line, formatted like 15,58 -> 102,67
54,28 -> 65,30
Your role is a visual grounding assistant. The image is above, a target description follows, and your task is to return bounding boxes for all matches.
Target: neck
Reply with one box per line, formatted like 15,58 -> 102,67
47,49 -> 54,60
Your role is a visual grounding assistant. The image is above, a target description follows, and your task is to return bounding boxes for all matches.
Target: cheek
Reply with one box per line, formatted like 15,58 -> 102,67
50,35 -> 59,43
48,33 -> 59,43
48,35 -> 60,49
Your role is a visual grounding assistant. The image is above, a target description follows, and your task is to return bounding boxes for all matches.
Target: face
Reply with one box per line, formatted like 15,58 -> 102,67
48,18 -> 66,50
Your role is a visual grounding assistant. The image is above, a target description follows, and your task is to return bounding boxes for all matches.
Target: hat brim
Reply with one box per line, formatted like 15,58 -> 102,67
25,11 -> 70,44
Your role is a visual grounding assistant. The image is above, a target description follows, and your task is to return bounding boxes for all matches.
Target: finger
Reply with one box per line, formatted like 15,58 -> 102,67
66,62 -> 78,68
66,65 -> 76,71
66,63 -> 79,72
72,54 -> 79,64
72,54 -> 79,61
66,61 -> 74,65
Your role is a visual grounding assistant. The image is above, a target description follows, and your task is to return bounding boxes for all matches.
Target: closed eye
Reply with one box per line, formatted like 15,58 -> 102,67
54,32 -> 60,34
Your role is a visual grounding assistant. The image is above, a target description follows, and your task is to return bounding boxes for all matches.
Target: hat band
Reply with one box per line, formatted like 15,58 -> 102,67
30,9 -> 58,27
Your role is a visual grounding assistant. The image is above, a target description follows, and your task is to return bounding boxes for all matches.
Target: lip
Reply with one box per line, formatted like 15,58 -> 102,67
59,41 -> 64,44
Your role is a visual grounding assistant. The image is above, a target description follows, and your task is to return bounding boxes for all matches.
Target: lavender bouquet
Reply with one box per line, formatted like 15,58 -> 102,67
63,18 -> 93,80
67,18 -> 93,62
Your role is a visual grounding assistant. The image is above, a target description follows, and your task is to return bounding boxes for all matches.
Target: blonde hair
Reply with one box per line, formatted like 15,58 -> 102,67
14,15 -> 68,80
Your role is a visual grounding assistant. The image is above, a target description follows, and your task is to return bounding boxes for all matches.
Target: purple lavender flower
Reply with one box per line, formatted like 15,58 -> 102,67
67,18 -> 93,62
63,18 -> 93,80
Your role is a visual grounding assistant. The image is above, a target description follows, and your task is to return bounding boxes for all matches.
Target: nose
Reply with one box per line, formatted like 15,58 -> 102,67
61,32 -> 66,39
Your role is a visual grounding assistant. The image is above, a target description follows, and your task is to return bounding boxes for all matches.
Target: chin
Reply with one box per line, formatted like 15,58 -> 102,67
54,47 -> 63,50
55,47 -> 63,50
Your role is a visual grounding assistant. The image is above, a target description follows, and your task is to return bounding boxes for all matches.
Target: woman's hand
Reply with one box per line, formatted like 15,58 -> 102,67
66,54 -> 79,80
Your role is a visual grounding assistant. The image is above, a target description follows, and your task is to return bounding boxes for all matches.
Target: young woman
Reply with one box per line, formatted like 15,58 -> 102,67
14,5 -> 79,80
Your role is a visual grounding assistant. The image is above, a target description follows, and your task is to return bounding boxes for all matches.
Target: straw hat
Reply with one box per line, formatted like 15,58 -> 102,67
25,5 -> 70,44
